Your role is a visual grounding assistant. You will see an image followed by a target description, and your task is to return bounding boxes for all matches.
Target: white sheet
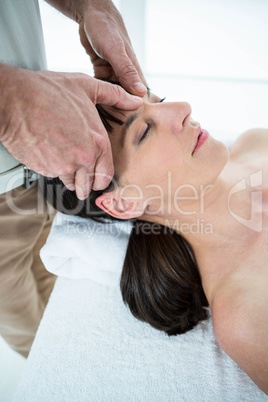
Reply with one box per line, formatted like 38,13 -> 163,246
14,277 -> 267,401
14,212 -> 268,400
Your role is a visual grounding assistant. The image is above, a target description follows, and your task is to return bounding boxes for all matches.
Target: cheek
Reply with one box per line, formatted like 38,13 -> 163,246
196,138 -> 229,166
133,148 -> 185,197
119,138 -> 229,210
189,139 -> 229,186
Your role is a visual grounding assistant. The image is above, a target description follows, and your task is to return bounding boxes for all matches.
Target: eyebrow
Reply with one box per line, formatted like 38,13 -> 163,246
120,88 -> 151,147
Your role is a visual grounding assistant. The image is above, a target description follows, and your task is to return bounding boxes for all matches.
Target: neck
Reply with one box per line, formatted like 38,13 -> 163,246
144,161 -> 260,303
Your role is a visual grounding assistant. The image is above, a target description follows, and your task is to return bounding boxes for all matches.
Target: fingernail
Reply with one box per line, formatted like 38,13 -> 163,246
76,192 -> 88,201
132,82 -> 147,94
132,96 -> 143,102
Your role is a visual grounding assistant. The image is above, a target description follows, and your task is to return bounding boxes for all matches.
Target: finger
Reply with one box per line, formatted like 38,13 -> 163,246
108,50 -> 147,96
59,174 -> 76,191
125,47 -> 148,89
92,145 -> 114,191
123,45 -> 148,90
94,80 -> 143,111
75,167 -> 94,200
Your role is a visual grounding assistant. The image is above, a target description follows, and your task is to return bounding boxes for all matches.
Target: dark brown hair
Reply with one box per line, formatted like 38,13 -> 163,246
41,97 -> 209,336
121,221 -> 208,335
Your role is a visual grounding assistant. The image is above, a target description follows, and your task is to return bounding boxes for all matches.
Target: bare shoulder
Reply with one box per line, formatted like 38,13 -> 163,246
211,287 -> 268,394
230,128 -> 268,159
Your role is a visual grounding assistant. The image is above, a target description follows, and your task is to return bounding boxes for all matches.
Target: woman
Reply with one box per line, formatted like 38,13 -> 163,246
43,89 -> 268,394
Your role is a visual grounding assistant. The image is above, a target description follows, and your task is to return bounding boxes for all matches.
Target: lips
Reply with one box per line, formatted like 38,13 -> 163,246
192,129 -> 209,155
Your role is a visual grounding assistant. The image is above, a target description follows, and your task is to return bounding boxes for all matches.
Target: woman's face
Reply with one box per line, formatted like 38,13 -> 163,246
102,91 -> 229,218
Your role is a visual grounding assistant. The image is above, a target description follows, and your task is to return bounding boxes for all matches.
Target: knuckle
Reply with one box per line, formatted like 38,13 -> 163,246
95,133 -> 109,150
72,72 -> 88,84
59,175 -> 74,183
102,37 -> 124,58
77,151 -> 97,169
58,166 -> 75,176
97,166 -> 114,182
105,169 -> 115,182
96,159 -> 114,184
119,62 -> 137,79
56,160 -> 76,176
91,77 -> 101,104
112,84 -> 125,99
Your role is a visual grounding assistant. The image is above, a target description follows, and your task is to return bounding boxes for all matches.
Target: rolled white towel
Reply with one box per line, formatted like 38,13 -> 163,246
40,212 -> 133,287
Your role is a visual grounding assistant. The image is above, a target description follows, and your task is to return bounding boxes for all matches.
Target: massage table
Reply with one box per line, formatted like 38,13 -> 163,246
14,213 -> 268,401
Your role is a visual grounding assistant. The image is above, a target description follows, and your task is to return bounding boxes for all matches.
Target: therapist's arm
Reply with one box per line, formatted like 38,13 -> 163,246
0,63 -> 142,198
44,0 -> 147,96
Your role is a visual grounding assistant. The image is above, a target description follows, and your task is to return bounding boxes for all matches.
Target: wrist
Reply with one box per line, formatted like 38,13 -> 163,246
45,0 -> 114,23
45,0 -> 87,23
46,0 -> 116,25
0,65 -> 33,145
0,64 -> 17,143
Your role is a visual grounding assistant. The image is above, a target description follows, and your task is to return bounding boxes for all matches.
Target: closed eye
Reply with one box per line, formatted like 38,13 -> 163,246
139,96 -> 165,144
139,124 -> 151,143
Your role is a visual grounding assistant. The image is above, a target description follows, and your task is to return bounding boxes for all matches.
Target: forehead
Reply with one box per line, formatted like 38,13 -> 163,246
99,91 -> 162,188
101,90 -> 159,133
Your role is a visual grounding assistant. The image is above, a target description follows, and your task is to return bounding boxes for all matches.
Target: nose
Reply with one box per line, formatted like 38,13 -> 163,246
171,102 -> 192,134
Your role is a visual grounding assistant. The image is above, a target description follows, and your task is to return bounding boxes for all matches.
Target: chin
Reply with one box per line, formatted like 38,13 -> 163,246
194,137 -> 230,186
215,137 -> 230,161
209,138 -> 230,178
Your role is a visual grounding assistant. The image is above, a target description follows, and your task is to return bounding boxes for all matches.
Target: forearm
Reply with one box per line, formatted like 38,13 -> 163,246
45,0 -> 146,96
0,63 -> 19,143
44,0 -> 115,24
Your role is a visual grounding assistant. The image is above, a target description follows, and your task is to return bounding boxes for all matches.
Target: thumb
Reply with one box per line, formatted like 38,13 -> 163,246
111,52 -> 147,96
94,79 -> 144,111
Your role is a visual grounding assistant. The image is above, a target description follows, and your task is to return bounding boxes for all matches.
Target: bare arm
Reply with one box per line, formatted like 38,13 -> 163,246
212,289 -> 268,395
1,0 -> 147,198
0,63 -> 142,198
44,0 -> 87,21
44,0 -> 147,95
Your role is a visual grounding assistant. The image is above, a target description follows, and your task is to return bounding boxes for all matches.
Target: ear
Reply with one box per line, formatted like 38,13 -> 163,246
95,192 -> 145,220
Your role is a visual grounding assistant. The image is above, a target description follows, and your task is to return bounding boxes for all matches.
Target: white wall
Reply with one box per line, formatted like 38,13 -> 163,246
146,0 -> 268,80
39,0 -> 268,143
2,1 -> 267,398
144,0 -> 268,142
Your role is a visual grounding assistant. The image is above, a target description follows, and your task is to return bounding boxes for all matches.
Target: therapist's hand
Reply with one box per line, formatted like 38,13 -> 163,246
0,64 -> 142,199
78,0 -> 147,96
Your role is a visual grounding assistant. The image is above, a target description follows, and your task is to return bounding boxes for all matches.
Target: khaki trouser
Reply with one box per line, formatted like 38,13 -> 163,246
0,181 -> 56,358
